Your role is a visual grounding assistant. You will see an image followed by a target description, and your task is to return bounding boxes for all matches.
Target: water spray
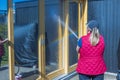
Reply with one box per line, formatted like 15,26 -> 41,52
59,20 -> 79,39
54,15 -> 79,40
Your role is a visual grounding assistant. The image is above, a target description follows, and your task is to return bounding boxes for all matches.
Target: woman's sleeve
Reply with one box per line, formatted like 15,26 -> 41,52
77,38 -> 82,48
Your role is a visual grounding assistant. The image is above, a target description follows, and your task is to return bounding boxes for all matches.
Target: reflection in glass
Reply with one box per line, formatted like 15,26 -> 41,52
45,2 -> 61,74
13,1 -> 39,79
69,2 -> 78,66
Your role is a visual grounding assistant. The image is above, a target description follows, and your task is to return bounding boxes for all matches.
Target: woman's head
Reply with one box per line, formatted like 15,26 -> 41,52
87,20 -> 100,46
87,20 -> 99,32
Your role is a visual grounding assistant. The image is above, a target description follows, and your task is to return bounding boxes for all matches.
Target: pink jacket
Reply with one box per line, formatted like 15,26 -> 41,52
76,34 -> 107,75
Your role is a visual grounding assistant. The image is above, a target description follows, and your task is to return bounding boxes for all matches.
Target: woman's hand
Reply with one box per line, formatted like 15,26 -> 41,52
5,38 -> 8,41
76,46 -> 80,53
4,38 -> 8,43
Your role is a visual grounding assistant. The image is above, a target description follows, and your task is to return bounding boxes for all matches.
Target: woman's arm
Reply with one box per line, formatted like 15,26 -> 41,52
76,38 -> 82,59
76,46 -> 80,59
0,38 -> 8,45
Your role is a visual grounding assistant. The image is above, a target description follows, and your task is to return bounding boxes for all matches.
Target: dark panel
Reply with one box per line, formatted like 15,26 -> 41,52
15,1 -> 37,25
69,2 -> 78,66
88,0 -> 120,73
45,3 -> 60,69
44,1 -> 62,74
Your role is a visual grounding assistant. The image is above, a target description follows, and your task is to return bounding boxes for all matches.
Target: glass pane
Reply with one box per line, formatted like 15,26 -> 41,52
45,1 -> 61,74
69,2 -> 78,66
13,0 -> 39,80
0,0 -> 9,80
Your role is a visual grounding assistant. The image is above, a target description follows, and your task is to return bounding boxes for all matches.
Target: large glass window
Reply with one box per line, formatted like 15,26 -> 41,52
13,0 -> 39,79
69,2 -> 78,66
45,1 -> 62,74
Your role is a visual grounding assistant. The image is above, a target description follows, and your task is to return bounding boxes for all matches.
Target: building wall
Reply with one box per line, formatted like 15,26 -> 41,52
15,0 -> 61,25
0,10 -> 7,24
15,0 -> 78,68
88,0 -> 120,73
15,1 -> 38,25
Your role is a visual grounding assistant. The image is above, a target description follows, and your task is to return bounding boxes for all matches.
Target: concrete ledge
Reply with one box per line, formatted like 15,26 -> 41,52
104,72 -> 117,80
53,71 -> 117,80
105,72 -> 117,76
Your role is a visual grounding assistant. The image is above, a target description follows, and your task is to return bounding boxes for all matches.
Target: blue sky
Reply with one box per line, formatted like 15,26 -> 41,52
0,0 -> 31,10
0,0 -> 7,10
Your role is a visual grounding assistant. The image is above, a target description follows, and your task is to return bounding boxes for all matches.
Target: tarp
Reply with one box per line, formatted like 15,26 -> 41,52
14,23 -> 38,67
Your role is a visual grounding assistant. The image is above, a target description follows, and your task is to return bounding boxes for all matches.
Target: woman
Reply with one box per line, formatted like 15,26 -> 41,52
0,36 -> 8,66
76,20 -> 107,80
